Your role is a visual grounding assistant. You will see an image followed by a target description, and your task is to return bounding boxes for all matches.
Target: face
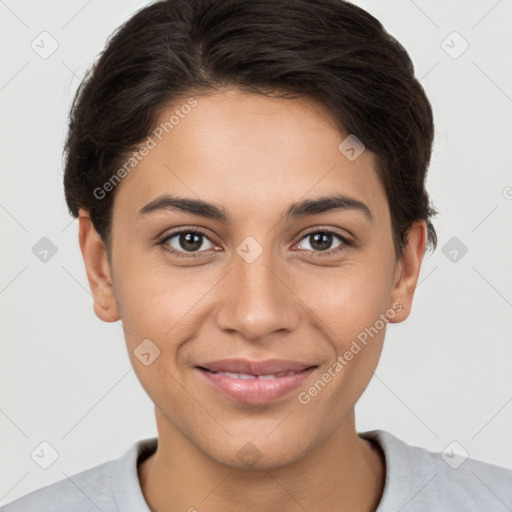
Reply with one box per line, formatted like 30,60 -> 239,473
80,87 -> 425,470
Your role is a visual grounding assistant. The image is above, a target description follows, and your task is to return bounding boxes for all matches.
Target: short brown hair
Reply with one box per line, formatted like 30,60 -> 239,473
63,0 -> 438,258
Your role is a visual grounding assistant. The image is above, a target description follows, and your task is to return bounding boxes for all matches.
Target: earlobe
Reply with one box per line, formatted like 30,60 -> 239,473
78,209 -> 120,323
388,220 -> 427,324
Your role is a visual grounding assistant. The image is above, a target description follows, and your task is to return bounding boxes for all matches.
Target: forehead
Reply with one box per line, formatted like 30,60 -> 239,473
113,88 -> 388,223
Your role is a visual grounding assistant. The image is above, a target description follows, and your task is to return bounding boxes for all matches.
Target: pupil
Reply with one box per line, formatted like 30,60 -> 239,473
311,232 -> 332,251
180,232 -> 202,251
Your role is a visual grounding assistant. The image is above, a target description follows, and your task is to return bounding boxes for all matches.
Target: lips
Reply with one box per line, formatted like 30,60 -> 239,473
204,370 -> 302,380
196,358 -> 316,376
195,358 -> 318,403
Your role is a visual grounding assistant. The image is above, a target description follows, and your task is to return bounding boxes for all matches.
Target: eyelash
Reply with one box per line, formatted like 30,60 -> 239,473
157,227 -> 352,259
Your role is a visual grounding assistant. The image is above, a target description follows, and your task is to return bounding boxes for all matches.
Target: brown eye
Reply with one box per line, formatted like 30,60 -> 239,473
160,229 -> 216,256
298,231 -> 345,252
293,229 -> 352,258
175,232 -> 204,252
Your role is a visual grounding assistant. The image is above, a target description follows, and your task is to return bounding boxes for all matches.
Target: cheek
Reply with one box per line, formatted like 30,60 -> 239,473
112,257 -> 218,356
113,246 -> 181,323
295,259 -> 394,344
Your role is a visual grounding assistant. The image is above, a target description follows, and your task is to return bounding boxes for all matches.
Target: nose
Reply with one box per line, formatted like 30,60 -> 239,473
213,246 -> 301,341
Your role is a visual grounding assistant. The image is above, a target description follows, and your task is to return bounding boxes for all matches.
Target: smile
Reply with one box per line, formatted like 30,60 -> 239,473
195,365 -> 317,404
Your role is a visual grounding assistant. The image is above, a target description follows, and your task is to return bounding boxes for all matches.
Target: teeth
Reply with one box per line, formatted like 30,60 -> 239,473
220,371 -> 257,379
238,373 -> 257,380
213,370 -> 301,379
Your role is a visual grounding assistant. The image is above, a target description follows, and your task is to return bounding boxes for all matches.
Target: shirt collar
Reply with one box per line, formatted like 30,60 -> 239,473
111,431 -> 398,512
111,436 -> 158,512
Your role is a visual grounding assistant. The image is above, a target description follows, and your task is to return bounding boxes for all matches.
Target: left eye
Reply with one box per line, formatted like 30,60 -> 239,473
296,231 -> 346,252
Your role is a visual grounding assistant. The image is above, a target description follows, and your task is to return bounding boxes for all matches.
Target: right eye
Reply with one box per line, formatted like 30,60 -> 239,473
158,229 -> 218,258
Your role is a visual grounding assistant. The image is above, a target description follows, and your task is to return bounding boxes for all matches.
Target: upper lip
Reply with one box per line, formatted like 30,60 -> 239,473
197,358 -> 317,375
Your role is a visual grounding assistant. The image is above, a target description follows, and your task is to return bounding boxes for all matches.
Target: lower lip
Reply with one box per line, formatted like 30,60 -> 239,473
195,367 -> 317,404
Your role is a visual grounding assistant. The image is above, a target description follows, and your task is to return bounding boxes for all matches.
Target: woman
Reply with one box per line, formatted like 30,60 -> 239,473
5,0 -> 511,510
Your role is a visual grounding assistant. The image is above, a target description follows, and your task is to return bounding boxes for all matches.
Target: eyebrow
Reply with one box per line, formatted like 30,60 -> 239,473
138,193 -> 373,223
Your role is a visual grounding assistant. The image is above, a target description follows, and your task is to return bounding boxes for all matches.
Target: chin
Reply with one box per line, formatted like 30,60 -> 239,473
203,435 -> 312,471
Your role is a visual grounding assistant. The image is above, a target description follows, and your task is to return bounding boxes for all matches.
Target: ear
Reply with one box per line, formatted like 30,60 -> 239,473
388,220 -> 427,323
78,209 -> 120,322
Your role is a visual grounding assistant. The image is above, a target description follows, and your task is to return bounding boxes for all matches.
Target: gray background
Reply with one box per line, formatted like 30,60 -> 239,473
1,0 -> 511,505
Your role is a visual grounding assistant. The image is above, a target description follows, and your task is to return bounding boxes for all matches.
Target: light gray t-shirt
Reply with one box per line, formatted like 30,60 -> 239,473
2,430 -> 512,511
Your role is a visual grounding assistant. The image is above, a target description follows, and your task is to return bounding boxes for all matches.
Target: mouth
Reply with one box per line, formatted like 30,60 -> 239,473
194,359 -> 318,404
198,368 -> 310,379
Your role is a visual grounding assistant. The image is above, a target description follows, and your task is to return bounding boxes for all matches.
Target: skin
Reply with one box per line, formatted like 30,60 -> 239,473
78,87 -> 427,512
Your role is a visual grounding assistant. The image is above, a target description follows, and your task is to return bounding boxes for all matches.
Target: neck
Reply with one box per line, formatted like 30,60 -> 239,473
138,408 -> 385,512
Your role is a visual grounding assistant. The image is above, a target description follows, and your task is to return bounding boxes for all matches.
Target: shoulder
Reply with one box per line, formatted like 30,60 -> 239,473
361,429 -> 512,511
1,437 -> 157,512
1,459 -> 117,512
